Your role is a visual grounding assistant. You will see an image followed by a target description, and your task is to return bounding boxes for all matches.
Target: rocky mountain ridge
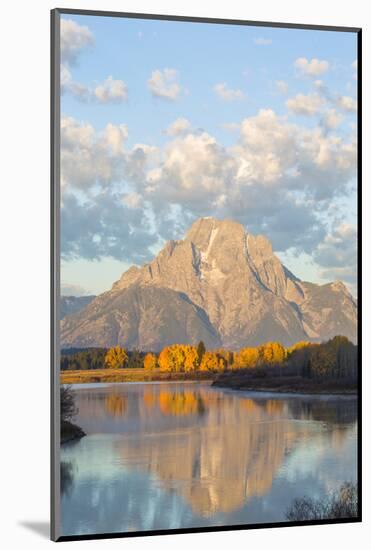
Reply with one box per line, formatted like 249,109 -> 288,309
61,217 -> 357,350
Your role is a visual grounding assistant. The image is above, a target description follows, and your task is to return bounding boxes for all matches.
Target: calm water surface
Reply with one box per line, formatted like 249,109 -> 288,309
60,382 -> 357,536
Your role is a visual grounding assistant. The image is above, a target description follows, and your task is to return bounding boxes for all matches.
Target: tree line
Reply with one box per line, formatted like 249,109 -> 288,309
61,336 -> 357,381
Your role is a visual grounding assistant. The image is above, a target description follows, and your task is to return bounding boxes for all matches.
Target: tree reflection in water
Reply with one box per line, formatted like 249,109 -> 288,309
105,393 -> 128,417
61,460 -> 75,497
68,384 -> 357,522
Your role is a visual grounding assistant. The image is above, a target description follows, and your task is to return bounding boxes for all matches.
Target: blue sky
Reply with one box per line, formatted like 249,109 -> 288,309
60,14 -> 358,296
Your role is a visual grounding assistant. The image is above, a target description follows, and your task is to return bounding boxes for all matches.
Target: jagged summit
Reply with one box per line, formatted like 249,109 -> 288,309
61,217 -> 357,350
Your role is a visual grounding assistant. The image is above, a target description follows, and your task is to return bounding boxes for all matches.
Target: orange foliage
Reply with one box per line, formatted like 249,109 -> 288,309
158,344 -> 199,372
104,345 -> 128,369
234,347 -> 260,369
258,342 -> 286,364
144,352 -> 157,371
150,339 -> 317,374
200,351 -> 226,372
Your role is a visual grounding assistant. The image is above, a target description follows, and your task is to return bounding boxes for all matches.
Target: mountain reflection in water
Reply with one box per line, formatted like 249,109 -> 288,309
60,382 -> 357,536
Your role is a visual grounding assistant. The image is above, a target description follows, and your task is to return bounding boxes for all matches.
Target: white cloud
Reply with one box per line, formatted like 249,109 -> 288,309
60,18 -> 94,64
103,123 -> 129,154
61,112 -> 357,269
254,37 -> 272,46
61,116 -> 129,190
61,116 -> 157,196
147,68 -> 182,100
60,19 -> 128,104
322,109 -> 343,130
234,109 -> 298,184
62,71 -> 128,104
286,93 -> 324,115
145,131 -> 236,204
276,80 -> 289,94
123,192 -> 144,209
61,283 -> 92,296
165,117 -> 191,136
94,76 -> 128,103
294,57 -> 329,77
336,95 -> 357,112
61,191 -> 157,262
314,223 -> 357,289
214,83 -> 246,101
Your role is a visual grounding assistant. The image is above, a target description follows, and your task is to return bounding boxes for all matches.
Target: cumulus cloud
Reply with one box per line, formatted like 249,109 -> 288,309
122,192 -> 144,209
286,93 -> 324,115
234,109 -> 298,185
94,76 -> 128,103
60,18 -> 94,65
352,59 -> 358,80
311,79 -> 357,116
295,57 -> 329,77
62,70 -> 128,104
60,19 -> 128,104
61,117 -> 156,193
61,111 -> 356,272
314,223 -> 357,289
336,95 -> 357,112
60,115 -> 161,261
61,191 -> 157,262
61,283 -> 92,296
214,83 -> 246,101
276,80 -> 289,94
144,131 -> 236,206
147,68 -> 182,100
61,116 -> 130,190
321,109 -> 343,130
254,37 -> 272,45
164,117 -> 191,136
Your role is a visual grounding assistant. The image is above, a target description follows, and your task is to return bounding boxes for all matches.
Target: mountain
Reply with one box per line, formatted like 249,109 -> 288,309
61,217 -> 357,350
60,295 -> 96,320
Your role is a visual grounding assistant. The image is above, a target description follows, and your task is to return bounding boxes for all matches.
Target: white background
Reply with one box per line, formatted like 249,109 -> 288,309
0,0 -> 368,548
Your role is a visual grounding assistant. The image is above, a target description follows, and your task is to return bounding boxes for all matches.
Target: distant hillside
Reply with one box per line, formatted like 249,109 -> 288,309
60,295 -> 96,320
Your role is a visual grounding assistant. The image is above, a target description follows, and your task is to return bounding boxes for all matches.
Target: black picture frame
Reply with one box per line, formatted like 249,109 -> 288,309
51,8 -> 362,542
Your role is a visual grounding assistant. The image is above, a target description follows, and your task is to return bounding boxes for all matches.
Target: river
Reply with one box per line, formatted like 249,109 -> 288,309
60,381 -> 357,536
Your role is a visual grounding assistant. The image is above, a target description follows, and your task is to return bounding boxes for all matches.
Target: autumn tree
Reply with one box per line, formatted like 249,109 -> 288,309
233,347 -> 259,369
104,345 -> 128,369
258,341 -> 286,365
287,341 -> 312,357
200,351 -> 226,372
144,352 -> 157,371
184,346 -> 199,372
216,348 -> 234,368
158,345 -> 185,372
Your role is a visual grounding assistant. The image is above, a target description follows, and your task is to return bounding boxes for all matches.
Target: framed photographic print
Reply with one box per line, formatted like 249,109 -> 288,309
51,8 -> 361,542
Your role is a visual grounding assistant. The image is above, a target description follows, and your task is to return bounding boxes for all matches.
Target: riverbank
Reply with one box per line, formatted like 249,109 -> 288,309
60,368 -> 217,385
61,420 -> 86,444
212,374 -> 358,395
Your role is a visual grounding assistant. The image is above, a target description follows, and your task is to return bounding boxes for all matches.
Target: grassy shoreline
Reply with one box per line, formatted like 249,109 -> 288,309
60,367 -> 217,385
60,368 -> 357,395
